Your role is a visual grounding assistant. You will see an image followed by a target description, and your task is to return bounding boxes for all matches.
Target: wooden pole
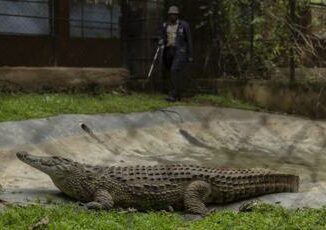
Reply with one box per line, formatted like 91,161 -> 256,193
289,0 -> 296,82
55,0 -> 70,66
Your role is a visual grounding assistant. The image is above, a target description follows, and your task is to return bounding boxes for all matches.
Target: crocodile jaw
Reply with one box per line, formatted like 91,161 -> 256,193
16,151 -> 66,178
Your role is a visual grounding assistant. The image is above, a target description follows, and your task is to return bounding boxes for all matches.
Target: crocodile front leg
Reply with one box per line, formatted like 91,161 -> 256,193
184,181 -> 212,216
86,190 -> 114,210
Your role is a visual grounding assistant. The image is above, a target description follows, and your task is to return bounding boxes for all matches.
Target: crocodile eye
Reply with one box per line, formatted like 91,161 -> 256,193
52,156 -> 60,161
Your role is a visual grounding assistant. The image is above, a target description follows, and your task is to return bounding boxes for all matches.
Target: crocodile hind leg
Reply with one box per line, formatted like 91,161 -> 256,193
86,190 -> 114,210
184,181 -> 212,216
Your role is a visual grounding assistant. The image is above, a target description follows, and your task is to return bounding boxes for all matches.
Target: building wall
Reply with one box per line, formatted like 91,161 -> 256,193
0,0 -> 122,67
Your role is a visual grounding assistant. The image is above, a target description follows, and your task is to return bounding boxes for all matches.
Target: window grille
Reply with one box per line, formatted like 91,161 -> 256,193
0,0 -> 51,35
70,0 -> 121,39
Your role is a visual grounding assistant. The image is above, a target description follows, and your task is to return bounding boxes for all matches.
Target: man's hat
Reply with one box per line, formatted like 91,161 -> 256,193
168,6 -> 179,15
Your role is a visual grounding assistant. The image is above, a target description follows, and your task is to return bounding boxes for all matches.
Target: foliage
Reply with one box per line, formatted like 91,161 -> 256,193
195,0 -> 320,79
1,203 -> 326,229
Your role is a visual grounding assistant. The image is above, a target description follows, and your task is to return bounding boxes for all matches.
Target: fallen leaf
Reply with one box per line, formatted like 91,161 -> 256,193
29,216 -> 49,230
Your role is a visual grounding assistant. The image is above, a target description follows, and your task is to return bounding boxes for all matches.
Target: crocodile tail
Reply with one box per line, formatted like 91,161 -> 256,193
273,174 -> 299,193
210,170 -> 300,203
241,173 -> 300,202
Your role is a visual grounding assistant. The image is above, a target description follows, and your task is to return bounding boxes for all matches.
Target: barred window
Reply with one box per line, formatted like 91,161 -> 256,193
70,0 -> 121,39
0,0 -> 51,35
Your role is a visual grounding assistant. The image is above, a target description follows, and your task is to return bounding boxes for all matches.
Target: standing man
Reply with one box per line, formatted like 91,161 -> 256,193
159,6 -> 193,102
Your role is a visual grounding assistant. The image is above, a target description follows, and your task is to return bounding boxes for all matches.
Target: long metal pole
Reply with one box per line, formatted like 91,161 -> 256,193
147,45 -> 162,79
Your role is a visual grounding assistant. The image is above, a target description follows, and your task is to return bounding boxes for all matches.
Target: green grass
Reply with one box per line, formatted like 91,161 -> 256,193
0,204 -> 325,230
193,94 -> 259,111
0,93 -> 260,122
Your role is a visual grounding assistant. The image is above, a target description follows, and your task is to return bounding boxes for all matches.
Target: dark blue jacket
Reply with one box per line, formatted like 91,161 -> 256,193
160,20 -> 193,60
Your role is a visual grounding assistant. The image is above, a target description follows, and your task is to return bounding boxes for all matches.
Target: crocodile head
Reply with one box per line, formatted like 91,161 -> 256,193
16,151 -> 78,178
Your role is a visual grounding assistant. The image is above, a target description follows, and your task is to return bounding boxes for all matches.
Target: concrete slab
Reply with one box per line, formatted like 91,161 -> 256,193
0,106 -> 325,210
0,67 -> 129,92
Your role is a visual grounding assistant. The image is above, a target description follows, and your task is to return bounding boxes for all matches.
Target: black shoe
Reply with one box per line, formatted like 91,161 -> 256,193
165,96 -> 178,102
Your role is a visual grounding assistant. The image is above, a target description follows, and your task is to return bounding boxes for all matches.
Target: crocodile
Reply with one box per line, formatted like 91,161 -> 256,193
16,152 -> 299,215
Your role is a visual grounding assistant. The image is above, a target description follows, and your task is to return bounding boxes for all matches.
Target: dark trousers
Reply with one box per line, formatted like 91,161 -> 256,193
163,46 -> 187,98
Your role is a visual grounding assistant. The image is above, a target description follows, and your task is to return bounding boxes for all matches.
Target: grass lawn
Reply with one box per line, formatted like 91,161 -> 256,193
0,203 -> 325,230
0,93 -> 259,122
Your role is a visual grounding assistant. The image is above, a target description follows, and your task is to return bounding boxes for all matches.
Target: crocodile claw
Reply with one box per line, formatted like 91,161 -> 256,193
85,202 -> 104,210
117,207 -> 138,214
239,199 -> 262,212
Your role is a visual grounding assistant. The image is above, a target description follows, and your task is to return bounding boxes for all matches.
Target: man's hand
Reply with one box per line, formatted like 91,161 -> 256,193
188,57 -> 193,63
158,39 -> 164,46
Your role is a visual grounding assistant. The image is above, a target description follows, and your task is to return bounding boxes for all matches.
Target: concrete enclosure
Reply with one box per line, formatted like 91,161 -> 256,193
0,107 -> 325,210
